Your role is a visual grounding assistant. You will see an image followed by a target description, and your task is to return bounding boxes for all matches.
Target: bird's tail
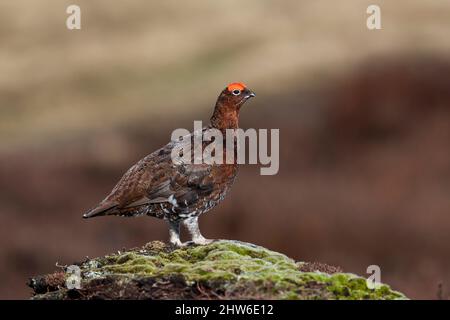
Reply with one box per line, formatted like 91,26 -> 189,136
83,202 -> 117,219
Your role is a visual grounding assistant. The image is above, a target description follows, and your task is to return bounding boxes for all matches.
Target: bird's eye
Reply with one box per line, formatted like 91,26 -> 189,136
232,89 -> 241,96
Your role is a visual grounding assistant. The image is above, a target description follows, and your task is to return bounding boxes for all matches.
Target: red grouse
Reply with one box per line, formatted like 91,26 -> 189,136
83,83 -> 255,246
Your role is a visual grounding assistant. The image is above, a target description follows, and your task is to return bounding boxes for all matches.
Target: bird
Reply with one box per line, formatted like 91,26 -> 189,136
83,82 -> 256,246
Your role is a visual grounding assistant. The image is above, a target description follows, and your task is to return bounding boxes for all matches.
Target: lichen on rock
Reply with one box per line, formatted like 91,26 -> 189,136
28,240 -> 407,300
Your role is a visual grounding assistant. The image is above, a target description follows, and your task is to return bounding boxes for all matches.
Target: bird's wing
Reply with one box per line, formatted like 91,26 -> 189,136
123,160 -> 215,210
84,132 -> 215,217
83,145 -> 172,218
123,129 -> 216,209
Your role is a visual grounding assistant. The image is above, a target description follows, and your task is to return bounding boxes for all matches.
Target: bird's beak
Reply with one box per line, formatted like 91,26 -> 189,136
244,91 -> 256,99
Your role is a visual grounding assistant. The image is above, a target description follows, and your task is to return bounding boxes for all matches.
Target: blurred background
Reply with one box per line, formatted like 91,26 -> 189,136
1,0 -> 450,299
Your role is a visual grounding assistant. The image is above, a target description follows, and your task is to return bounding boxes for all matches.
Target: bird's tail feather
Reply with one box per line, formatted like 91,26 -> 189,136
83,202 -> 117,219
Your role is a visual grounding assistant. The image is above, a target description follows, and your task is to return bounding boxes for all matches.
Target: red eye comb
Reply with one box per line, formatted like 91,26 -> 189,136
227,82 -> 246,92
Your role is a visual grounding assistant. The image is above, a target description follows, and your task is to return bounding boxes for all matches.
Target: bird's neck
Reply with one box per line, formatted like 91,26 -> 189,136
210,102 -> 239,130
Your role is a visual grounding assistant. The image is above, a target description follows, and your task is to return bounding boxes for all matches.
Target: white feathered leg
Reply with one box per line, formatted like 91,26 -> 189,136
168,220 -> 183,246
183,216 -> 213,245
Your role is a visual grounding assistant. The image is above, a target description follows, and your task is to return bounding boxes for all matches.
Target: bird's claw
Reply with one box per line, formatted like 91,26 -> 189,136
191,237 -> 215,246
171,238 -> 215,247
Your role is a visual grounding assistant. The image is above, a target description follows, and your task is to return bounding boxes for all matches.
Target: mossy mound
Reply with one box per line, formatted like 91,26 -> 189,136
28,240 -> 406,300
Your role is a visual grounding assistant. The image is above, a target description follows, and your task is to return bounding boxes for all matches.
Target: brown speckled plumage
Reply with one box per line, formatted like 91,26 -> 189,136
83,83 -> 255,246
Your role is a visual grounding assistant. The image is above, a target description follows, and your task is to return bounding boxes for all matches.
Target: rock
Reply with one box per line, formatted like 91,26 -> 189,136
28,240 -> 407,300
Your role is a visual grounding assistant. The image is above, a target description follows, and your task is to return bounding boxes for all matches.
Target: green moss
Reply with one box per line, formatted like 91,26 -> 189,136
75,240 -> 406,300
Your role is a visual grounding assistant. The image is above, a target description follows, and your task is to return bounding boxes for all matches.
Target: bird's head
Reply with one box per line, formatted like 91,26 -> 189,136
216,82 -> 256,110
211,82 -> 255,129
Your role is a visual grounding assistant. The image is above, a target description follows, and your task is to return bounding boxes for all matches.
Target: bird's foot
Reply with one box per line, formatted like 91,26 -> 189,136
191,237 -> 215,246
170,238 -> 215,247
169,239 -> 184,247
182,217 -> 214,246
